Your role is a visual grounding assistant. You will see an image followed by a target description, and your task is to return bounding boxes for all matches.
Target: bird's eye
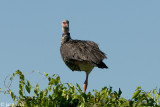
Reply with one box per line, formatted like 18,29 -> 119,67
63,22 -> 66,24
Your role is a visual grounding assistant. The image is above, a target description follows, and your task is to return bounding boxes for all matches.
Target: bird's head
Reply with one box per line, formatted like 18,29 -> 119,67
62,20 -> 69,33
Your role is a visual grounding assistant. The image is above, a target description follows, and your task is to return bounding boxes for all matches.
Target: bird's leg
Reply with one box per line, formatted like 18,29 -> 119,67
83,72 -> 89,93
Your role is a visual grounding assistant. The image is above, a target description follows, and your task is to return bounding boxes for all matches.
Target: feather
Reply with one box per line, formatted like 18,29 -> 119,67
60,39 -> 107,68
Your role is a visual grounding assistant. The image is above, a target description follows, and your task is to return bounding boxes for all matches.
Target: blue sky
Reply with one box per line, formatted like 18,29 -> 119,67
0,0 -> 160,103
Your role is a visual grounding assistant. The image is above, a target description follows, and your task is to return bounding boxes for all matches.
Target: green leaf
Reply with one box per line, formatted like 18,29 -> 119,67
153,89 -> 156,95
67,83 -> 73,88
16,70 -> 22,75
49,78 -> 55,85
19,90 -> 24,97
48,86 -> 52,92
118,88 -> 122,97
9,90 -> 16,102
76,83 -> 82,91
93,89 -> 98,93
9,89 -> 11,94
155,94 -> 159,104
25,80 -> 31,93
34,83 -> 40,96
56,76 -> 60,84
40,90 -> 44,99
11,92 -> 15,101
44,89 -> 48,96
132,90 -> 141,99
147,92 -> 153,99
136,86 -> 141,90
45,73 -> 48,77
80,103 -> 85,107
19,84 -> 23,90
20,75 -> 24,80
48,77 -> 51,81
25,85 -> 31,94
54,76 -> 60,85
36,83 -> 39,89
10,73 -> 15,80
53,74 -> 56,77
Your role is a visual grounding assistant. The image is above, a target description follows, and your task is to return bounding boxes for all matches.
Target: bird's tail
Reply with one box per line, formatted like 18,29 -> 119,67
97,62 -> 108,69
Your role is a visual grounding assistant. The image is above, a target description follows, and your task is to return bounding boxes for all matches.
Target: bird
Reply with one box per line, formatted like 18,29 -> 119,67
60,20 -> 108,93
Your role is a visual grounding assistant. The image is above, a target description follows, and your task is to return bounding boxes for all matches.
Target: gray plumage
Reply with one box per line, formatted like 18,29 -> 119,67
60,25 -> 108,73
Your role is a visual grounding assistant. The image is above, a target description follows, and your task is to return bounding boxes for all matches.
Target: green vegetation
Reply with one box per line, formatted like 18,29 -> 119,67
1,70 -> 160,107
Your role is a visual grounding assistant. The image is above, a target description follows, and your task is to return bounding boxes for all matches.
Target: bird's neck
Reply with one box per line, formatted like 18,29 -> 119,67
62,26 -> 69,34
61,32 -> 72,45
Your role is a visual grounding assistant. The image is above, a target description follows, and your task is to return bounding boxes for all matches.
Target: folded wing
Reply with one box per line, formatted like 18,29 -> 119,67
60,40 -> 107,67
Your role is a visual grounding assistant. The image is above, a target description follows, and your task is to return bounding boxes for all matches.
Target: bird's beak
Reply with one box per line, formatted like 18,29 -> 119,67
62,22 -> 67,27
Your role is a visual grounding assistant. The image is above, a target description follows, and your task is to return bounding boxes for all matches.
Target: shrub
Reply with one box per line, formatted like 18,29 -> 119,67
1,70 -> 160,107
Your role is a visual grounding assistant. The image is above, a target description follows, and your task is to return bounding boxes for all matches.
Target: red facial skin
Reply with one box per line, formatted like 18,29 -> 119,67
63,22 -> 67,26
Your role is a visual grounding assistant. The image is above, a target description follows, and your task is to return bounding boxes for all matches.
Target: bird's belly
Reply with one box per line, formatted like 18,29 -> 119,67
78,63 -> 94,73
65,60 -> 94,73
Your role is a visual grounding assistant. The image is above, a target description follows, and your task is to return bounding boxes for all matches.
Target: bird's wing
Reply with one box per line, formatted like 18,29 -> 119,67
60,40 -> 106,65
